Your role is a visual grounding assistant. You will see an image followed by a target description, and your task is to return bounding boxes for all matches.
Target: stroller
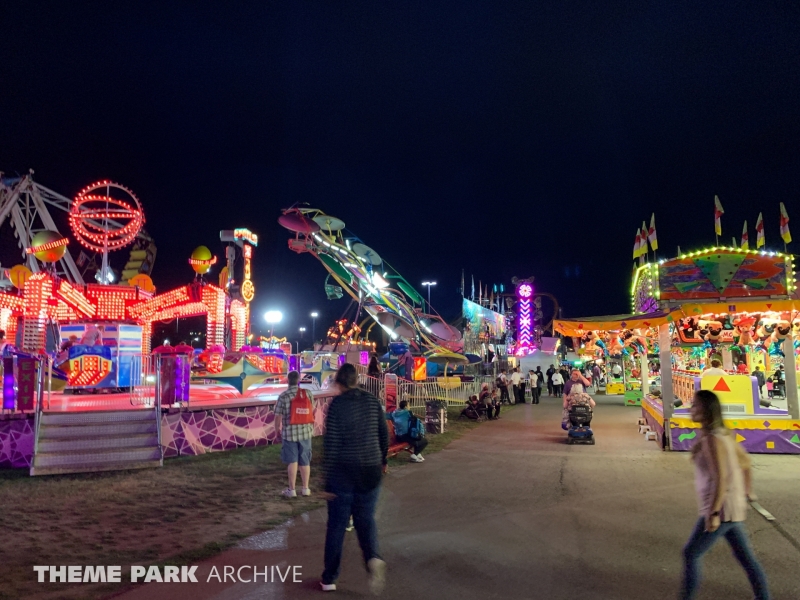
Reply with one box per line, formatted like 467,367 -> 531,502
459,395 -> 488,421
563,397 -> 595,445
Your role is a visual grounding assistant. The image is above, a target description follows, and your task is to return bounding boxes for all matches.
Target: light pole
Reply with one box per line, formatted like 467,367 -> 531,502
311,312 -> 319,347
264,310 -> 283,347
421,281 -> 437,312
298,327 -> 306,353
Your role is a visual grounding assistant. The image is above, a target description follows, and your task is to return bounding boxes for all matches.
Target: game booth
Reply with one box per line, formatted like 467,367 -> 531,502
555,247 -> 800,454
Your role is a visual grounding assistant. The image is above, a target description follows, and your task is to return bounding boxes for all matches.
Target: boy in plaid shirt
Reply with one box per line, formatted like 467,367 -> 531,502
275,371 -> 315,498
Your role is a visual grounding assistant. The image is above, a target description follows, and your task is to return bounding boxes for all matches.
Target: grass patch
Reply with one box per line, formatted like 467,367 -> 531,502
0,403 -> 500,599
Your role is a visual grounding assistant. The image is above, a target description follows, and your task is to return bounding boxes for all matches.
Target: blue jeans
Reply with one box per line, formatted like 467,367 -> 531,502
321,482 -> 382,585
681,517 -> 770,600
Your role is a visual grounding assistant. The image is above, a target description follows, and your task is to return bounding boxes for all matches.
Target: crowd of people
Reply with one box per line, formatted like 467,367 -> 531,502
275,352 -> 769,599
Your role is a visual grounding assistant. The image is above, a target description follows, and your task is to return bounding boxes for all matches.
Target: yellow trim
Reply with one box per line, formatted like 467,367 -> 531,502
681,299 -> 799,316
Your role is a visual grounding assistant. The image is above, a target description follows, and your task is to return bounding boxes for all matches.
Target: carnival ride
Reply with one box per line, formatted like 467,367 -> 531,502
0,173 -> 284,403
555,246 -> 800,453
279,207 -> 464,363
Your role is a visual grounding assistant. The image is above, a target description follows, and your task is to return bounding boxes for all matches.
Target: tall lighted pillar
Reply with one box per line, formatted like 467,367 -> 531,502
516,281 -> 534,354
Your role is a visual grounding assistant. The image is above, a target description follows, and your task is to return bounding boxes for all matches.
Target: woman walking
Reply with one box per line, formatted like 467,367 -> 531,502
680,390 -> 770,600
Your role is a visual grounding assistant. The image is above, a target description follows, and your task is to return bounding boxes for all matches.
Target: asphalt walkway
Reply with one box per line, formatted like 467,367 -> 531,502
116,395 -> 800,600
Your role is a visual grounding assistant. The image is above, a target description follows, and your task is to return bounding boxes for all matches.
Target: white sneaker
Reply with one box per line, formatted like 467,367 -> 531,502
320,582 -> 336,591
367,558 -> 386,595
417,454 -> 425,461
409,454 -> 423,463
301,487 -> 311,496
281,488 -> 297,498
346,516 -> 354,532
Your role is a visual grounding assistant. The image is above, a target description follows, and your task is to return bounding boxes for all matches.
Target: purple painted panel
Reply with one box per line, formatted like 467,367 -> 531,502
670,426 -> 800,454
0,417 -> 35,468
161,396 -> 334,458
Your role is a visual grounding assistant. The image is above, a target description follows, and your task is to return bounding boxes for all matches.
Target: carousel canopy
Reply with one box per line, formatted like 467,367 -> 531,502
553,309 -> 682,336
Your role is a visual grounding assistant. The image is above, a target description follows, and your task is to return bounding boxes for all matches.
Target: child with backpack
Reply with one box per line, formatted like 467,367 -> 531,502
386,400 -> 428,462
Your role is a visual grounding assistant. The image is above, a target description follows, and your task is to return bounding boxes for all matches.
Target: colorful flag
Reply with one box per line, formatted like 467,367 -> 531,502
780,202 -> 792,244
755,212 -> 765,248
633,229 -> 641,259
641,222 -> 649,257
714,196 -> 724,236
740,221 -> 749,250
471,274 -> 475,301
648,213 -> 658,251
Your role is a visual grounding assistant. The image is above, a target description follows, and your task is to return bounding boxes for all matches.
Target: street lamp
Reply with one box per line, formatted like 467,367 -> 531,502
421,281 -> 437,312
298,327 -> 306,354
311,312 -> 319,347
264,310 -> 283,346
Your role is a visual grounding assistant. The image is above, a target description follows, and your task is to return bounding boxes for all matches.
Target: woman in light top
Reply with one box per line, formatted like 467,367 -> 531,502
680,390 -> 770,599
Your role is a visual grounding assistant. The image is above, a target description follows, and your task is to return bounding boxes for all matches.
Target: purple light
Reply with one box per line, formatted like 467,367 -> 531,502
516,282 -> 535,354
3,357 -> 16,410
288,355 -> 298,372
360,351 -> 369,365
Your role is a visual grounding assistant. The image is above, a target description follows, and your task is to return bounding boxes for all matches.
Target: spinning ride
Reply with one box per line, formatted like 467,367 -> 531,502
279,207 -> 464,356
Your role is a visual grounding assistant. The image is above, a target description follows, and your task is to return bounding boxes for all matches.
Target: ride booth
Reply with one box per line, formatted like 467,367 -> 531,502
555,312 -> 666,407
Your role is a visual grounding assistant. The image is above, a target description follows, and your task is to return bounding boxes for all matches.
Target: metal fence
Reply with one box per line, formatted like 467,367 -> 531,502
358,374 -> 480,410
130,354 -> 157,407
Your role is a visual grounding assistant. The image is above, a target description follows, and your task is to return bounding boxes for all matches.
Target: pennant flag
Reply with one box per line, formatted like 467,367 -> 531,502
633,229 -> 641,259
714,196 -> 724,236
461,269 -> 465,297
755,212 -> 765,248
740,220 -> 749,250
780,202 -> 792,244
648,213 -> 658,251
471,274 -> 475,301
641,222 -> 649,256
732,237 -> 738,248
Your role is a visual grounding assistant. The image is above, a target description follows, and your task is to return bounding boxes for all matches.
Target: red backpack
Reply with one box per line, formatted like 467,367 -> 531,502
289,389 -> 314,425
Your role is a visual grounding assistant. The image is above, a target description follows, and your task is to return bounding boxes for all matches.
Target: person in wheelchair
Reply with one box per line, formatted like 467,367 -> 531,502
562,369 -> 595,433
563,369 -> 595,410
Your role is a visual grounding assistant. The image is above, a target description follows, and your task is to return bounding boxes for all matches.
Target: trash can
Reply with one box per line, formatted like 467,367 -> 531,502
425,400 -> 448,434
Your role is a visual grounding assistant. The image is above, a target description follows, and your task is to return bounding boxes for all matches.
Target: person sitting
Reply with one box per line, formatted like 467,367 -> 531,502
479,383 -> 500,419
387,400 -> 428,462
460,395 -> 486,421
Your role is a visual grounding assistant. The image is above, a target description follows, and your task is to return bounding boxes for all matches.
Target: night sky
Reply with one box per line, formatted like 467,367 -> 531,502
2,2 -> 799,343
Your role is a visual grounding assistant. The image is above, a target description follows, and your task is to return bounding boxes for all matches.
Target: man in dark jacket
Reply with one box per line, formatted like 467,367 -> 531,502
321,363 -> 388,594
751,366 -> 766,398
546,365 -> 555,397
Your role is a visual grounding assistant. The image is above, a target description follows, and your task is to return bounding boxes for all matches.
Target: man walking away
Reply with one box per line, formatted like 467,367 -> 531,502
751,366 -> 766,399
275,370 -> 315,498
592,363 -> 602,392
498,369 -> 510,404
321,363 -> 388,594
551,369 -> 564,396
510,367 -> 522,404
535,367 -> 544,402
529,370 -> 539,404
546,365 -> 555,396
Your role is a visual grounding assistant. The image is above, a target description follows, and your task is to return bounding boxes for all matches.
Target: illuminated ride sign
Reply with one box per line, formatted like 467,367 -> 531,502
516,282 -> 534,355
